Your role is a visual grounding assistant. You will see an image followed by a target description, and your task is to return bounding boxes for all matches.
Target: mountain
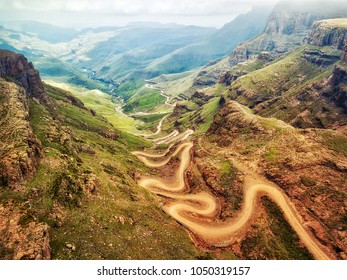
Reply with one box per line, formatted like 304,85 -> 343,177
0,8 -> 272,87
67,7 -> 271,82
0,50 -> 48,187
229,0 -> 347,65
80,23 -> 217,81
1,21 -> 79,43
226,19 -> 347,129
142,6 -> 273,77
2,2 -> 347,261
188,0 -> 347,90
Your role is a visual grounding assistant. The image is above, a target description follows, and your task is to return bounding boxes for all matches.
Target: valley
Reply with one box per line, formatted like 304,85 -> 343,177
1,0 -> 347,261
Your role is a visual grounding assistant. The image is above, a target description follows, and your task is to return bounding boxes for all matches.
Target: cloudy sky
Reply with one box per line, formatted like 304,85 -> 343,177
0,0 -> 278,28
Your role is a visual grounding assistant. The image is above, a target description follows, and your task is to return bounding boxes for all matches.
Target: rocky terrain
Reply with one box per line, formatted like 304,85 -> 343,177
0,51 -> 51,259
0,50 -> 50,104
307,19 -> 347,49
0,51 -> 50,188
229,2 -> 347,65
199,100 -> 347,259
0,80 -> 42,187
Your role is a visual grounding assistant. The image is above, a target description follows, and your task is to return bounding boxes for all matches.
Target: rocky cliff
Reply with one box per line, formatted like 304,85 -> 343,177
223,17 -> 347,129
327,63 -> 347,113
307,19 -> 347,49
0,80 -> 42,188
0,51 -> 51,260
0,50 -> 50,104
264,2 -> 319,35
0,51 -> 44,188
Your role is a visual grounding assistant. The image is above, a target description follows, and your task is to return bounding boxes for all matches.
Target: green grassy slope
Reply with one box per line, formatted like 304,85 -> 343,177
123,86 -> 166,113
44,81 -> 145,134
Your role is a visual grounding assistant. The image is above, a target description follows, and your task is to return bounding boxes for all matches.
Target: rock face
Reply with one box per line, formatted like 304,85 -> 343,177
0,50 -> 49,104
207,102 -> 264,146
327,64 -> 347,112
264,2 -> 319,36
0,204 -> 51,260
330,64 -> 347,86
0,81 -> 42,187
343,41 -> 347,61
308,20 -> 347,49
0,50 -> 47,188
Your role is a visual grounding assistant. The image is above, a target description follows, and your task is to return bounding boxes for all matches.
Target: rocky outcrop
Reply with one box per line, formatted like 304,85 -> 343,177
0,80 -> 42,187
343,40 -> 347,61
330,63 -> 347,86
264,2 -> 319,36
219,71 -> 239,86
207,101 -> 265,146
191,91 -> 213,106
0,50 -> 50,104
0,203 -> 51,260
302,49 -> 341,67
327,64 -> 347,112
307,20 -> 347,49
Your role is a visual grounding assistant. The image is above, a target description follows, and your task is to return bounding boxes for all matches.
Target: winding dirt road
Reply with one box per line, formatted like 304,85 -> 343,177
145,84 -> 177,108
132,83 -> 177,139
133,132 -> 332,260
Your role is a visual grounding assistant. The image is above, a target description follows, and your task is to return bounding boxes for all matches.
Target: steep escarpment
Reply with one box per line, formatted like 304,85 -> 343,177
0,51 -> 50,259
0,80 -> 42,187
327,62 -> 347,113
307,19 -> 347,49
264,3 -> 318,35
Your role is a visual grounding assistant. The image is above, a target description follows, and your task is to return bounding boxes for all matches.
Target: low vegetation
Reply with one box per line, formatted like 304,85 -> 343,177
241,198 -> 314,260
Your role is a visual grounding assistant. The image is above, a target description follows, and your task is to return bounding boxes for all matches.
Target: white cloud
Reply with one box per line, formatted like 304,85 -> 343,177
0,0 -> 280,28
1,0 -> 277,15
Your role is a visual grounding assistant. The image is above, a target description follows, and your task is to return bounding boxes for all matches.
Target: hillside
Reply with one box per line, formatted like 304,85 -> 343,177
196,100 -> 347,259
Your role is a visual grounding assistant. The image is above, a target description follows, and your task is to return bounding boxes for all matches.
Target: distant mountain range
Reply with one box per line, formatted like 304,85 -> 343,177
0,5 -> 272,84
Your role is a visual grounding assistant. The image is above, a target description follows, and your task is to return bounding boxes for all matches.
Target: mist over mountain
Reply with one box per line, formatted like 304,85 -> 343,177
0,5 -> 272,85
